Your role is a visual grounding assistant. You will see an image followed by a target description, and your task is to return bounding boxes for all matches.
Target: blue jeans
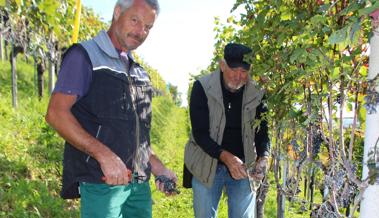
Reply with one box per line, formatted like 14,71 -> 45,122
192,164 -> 256,218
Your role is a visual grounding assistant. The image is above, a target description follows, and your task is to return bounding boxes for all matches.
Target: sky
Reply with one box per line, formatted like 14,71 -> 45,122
81,0 -> 242,106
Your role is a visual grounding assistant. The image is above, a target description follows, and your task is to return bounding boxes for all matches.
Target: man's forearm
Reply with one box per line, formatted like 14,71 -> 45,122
149,150 -> 166,175
45,94 -> 112,163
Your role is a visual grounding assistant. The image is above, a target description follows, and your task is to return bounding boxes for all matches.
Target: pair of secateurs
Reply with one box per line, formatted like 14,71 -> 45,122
129,172 -> 146,183
101,171 -> 146,184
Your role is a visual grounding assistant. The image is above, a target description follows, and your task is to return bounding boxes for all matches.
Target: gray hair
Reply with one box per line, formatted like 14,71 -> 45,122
116,0 -> 160,15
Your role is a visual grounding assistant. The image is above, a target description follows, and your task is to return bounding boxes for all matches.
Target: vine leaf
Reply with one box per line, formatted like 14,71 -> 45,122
290,48 -> 307,64
358,2 -> 379,17
328,26 -> 349,45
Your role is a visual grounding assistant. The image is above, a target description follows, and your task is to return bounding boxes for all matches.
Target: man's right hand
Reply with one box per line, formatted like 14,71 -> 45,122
219,150 -> 247,180
250,156 -> 269,181
98,151 -> 131,185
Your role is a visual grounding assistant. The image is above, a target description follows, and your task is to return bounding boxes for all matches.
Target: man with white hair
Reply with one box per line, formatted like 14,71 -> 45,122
46,0 -> 177,217
184,43 -> 270,218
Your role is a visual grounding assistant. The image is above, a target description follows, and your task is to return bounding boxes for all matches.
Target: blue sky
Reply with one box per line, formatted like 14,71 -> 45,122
81,0 -> 241,106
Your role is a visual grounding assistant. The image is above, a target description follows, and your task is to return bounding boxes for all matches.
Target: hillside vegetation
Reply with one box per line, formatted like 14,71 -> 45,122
0,59 -> 190,217
0,59 -> 354,218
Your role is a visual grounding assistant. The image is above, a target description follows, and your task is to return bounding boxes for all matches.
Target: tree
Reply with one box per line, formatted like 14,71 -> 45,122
168,83 -> 182,106
211,0 -> 377,217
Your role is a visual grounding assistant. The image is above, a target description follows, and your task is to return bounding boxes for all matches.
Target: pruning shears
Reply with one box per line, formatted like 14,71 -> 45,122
101,171 -> 146,184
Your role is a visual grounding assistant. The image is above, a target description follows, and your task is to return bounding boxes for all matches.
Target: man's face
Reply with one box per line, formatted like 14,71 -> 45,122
112,0 -> 157,51
220,60 -> 249,92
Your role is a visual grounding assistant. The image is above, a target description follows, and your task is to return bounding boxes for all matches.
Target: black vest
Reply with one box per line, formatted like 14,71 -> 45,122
61,31 -> 153,199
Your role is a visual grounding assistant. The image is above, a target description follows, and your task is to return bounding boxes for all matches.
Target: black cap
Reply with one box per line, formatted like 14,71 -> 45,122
223,43 -> 252,70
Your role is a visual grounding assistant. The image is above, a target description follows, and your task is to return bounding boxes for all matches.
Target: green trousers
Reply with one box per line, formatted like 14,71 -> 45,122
80,182 -> 152,218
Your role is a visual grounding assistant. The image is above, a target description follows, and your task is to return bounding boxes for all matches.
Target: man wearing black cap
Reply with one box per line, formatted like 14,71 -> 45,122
183,43 -> 270,218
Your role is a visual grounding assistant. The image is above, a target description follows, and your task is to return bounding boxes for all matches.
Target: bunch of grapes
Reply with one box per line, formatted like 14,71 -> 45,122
311,202 -> 338,218
155,175 -> 180,194
334,169 -> 346,191
339,182 -> 358,208
312,131 -> 323,157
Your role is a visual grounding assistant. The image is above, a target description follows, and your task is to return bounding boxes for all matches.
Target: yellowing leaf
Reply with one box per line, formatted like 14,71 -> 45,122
15,0 -> 22,7
287,144 -> 299,160
280,12 -> 291,21
332,67 -> 340,78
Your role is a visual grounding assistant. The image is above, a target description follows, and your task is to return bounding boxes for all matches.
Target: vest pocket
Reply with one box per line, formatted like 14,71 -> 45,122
85,125 -> 117,169
184,140 -> 215,184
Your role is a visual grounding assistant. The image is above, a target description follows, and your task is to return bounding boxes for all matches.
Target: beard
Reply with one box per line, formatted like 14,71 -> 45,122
225,81 -> 245,92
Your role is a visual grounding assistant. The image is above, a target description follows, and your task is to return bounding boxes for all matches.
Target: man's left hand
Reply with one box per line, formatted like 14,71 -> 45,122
150,151 -> 178,196
250,156 -> 269,181
154,168 -> 178,196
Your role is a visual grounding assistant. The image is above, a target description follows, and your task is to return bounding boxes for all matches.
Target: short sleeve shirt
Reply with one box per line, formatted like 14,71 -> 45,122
54,46 -> 130,99
53,46 -> 92,99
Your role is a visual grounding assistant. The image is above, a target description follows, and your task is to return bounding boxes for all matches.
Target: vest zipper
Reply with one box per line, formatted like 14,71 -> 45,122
126,70 -> 140,173
86,125 -> 102,162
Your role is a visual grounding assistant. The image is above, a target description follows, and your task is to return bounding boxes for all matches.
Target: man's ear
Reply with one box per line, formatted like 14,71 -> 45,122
219,59 -> 226,72
113,6 -> 121,21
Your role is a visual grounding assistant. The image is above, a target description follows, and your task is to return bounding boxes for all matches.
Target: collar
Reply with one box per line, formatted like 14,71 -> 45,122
118,49 -> 137,63
93,30 -> 120,59
94,30 -> 138,64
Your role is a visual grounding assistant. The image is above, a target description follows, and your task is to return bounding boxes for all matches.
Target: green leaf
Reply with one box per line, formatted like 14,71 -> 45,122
256,9 -> 268,27
15,0 -> 21,6
290,48 -> 307,64
328,26 -> 349,45
339,2 -> 360,16
280,7 -> 292,21
350,20 -> 361,45
358,2 -> 379,16
347,102 -> 353,112
39,1 -> 60,24
310,15 -> 326,26
0,0 -> 5,7
332,67 -> 340,79
310,48 -> 323,60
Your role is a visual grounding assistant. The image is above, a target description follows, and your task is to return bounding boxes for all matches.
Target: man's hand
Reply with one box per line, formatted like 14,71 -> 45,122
154,169 -> 179,195
219,150 -> 247,180
150,151 -> 178,196
98,150 -> 131,185
250,156 -> 269,181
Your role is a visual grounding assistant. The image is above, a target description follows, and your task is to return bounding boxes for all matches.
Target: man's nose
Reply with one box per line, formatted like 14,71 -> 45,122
234,71 -> 243,80
136,24 -> 148,36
